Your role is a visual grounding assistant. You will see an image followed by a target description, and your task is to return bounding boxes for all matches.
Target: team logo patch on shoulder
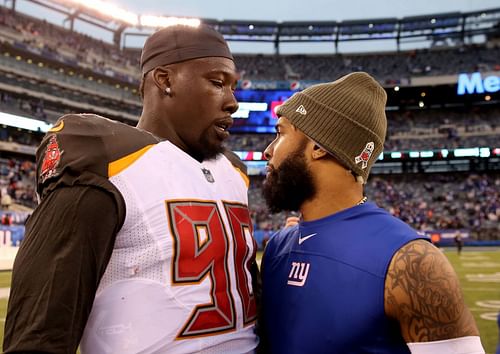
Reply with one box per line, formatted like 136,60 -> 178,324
40,135 -> 63,183
354,142 -> 374,169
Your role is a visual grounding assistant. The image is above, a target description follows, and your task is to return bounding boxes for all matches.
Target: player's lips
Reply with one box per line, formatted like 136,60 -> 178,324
265,164 -> 273,178
214,117 -> 233,140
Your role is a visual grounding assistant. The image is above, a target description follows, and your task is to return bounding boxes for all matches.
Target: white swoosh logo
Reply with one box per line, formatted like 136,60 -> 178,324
298,233 -> 317,245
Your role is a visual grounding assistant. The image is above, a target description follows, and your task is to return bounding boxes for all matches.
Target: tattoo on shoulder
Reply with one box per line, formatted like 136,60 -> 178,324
385,240 -> 478,342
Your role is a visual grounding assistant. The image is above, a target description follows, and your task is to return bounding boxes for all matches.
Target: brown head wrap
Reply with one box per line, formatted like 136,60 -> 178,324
140,24 -> 233,74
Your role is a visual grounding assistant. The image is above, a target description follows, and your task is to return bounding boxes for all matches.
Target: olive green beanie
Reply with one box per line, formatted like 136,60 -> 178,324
275,72 -> 387,183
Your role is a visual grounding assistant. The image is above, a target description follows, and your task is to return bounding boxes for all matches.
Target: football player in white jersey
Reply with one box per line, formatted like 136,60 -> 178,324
4,24 -> 259,354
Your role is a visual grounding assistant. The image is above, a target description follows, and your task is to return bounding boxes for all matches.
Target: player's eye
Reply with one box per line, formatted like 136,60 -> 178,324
211,80 -> 223,88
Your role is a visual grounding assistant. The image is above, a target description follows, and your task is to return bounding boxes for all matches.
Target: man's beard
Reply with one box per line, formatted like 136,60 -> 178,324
262,149 -> 316,214
195,129 -> 226,161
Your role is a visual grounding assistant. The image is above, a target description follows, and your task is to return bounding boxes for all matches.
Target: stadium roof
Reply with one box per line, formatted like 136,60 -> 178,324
6,0 -> 500,52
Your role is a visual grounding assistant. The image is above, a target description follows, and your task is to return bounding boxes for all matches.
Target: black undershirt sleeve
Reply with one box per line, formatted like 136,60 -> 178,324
3,185 -> 120,354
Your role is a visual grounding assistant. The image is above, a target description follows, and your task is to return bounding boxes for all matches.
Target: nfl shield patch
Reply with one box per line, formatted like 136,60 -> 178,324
201,168 -> 215,183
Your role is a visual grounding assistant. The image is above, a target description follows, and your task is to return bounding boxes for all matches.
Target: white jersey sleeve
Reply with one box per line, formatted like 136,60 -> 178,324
407,336 -> 485,354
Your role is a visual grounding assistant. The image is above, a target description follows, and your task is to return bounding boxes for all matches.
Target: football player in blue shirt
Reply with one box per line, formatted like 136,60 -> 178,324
259,72 -> 484,354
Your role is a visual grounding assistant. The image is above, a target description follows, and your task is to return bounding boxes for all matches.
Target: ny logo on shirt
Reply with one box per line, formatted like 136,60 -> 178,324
287,261 -> 310,287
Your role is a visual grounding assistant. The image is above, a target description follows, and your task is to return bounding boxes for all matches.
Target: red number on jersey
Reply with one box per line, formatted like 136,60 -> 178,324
167,200 -> 256,339
224,203 -> 257,325
168,201 -> 236,338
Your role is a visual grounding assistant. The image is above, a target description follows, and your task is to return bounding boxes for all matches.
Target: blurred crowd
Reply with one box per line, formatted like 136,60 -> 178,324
236,45 -> 500,83
1,5 -> 500,84
0,5 -> 498,243
366,173 -> 499,241
0,6 -> 139,82
250,173 -> 499,243
0,157 -> 37,210
226,105 -> 500,152
0,131 -> 497,241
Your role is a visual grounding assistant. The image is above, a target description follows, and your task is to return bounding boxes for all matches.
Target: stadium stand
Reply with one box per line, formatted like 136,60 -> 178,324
0,5 -> 140,82
0,3 -> 498,247
248,172 -> 500,246
227,105 -> 500,152
2,5 -> 500,84
0,157 -> 37,209
236,45 -> 500,82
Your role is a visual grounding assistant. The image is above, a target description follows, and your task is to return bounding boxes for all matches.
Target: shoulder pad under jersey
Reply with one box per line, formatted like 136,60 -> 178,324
36,114 -> 158,198
223,149 -> 248,176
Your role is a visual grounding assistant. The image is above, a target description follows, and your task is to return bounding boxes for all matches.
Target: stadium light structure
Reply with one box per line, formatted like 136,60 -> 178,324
61,0 -> 138,25
35,0 -> 500,51
0,113 -> 52,133
140,16 -> 201,29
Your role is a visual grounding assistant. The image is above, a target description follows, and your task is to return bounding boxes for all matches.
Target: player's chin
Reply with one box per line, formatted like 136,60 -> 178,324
262,171 -> 275,197
201,142 -> 226,161
264,165 -> 274,180
198,130 -> 227,160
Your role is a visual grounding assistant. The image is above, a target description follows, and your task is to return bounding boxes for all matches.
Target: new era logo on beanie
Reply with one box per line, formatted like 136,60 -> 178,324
275,72 -> 387,183
295,105 -> 307,115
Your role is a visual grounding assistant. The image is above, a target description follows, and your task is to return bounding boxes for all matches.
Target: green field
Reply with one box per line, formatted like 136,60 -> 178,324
444,248 -> 500,353
0,248 -> 498,353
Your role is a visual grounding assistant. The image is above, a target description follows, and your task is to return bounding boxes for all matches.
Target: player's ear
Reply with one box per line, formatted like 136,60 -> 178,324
311,144 -> 329,160
151,66 -> 172,94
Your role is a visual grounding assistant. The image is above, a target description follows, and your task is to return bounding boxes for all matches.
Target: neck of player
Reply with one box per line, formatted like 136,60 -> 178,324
300,165 -> 365,222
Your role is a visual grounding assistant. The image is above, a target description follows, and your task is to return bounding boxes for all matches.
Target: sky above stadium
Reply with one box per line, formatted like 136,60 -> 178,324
114,0 -> 500,53
117,0 -> 499,22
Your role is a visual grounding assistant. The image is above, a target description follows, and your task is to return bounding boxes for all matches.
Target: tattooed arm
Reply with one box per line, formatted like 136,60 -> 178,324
384,239 -> 479,342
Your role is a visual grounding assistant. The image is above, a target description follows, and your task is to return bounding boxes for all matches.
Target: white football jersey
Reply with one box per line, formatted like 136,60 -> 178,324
80,141 -> 258,354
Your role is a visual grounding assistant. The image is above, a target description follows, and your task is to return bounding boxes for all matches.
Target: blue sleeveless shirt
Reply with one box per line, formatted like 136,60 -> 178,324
261,202 -> 426,354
